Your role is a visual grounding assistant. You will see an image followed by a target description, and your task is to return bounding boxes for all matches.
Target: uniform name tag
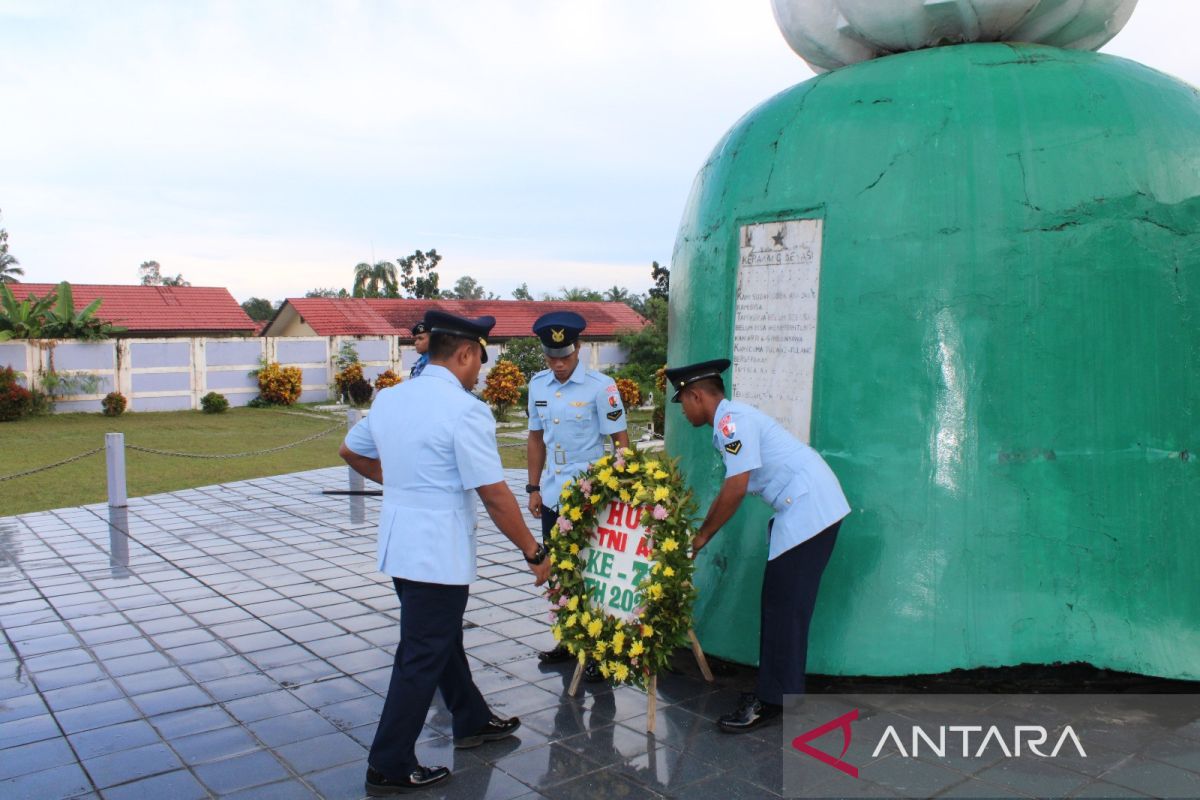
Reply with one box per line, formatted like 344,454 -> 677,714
724,440 -> 743,455
535,400 -> 548,407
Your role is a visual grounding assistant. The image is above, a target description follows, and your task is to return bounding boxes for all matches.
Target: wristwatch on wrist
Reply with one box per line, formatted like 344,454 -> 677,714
525,542 -> 549,565
525,484 -> 541,494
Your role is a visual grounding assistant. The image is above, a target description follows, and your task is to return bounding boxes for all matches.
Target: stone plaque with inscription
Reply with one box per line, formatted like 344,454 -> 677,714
733,218 -> 823,443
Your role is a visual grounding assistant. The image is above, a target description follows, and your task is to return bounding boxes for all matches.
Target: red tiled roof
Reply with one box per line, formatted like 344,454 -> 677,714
10,283 -> 257,334
281,298 -> 649,339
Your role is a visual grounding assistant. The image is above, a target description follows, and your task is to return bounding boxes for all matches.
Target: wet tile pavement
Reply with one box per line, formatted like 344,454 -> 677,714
2,467 -> 1195,799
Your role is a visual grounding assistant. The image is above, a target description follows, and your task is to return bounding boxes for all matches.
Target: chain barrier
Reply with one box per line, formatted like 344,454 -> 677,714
125,423 -> 344,460
0,447 -> 104,482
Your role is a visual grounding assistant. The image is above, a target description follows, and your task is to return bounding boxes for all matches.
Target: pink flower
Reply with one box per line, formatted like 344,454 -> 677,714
579,479 -> 593,494
557,595 -> 570,607
614,458 -> 626,470
652,504 -> 669,520
557,517 -> 573,531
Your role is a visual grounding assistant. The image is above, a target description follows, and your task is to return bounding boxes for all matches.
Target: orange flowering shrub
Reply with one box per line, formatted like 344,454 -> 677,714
655,365 -> 666,394
374,370 -> 402,391
616,377 -> 641,408
257,362 -> 303,405
334,363 -> 364,397
483,359 -> 525,420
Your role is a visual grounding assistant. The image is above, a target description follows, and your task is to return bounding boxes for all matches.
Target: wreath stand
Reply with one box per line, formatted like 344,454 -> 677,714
566,628 -> 714,733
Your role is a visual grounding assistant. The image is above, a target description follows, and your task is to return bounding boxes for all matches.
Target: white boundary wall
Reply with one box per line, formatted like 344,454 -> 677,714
0,336 -> 628,412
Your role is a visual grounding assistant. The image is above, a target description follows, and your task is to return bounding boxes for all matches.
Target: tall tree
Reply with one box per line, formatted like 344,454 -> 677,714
558,286 -> 603,302
397,248 -> 442,298
240,297 -> 277,321
305,287 -> 349,298
603,285 -> 630,303
648,260 -> 669,301
139,260 -> 190,287
442,275 -> 496,300
511,283 -> 533,301
352,261 -> 398,298
0,209 -> 22,284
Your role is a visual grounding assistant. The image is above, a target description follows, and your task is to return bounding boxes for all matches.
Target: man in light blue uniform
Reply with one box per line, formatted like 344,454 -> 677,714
341,310 -> 551,795
408,320 -> 430,378
668,358 -> 850,734
525,311 -> 629,671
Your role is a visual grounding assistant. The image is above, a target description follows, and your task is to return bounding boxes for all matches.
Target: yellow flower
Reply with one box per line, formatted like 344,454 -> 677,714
651,562 -> 661,574
661,538 -> 679,553
566,614 -> 578,628
587,619 -> 603,637
629,641 -> 645,657
589,494 -> 601,504
653,469 -> 668,480
612,631 -> 626,654
594,642 -> 608,657
612,662 -> 630,682
606,478 -> 619,490
626,462 -> 639,474
619,489 -> 631,503
560,504 -> 572,517
561,486 -> 573,500
558,559 -> 574,571
569,507 -> 582,522
647,584 -> 664,600
663,566 -> 675,578
578,648 -> 588,664
641,624 -> 654,638
595,455 -> 610,467
599,662 -> 611,679
632,481 -> 644,495
621,447 -> 635,457
597,468 -> 613,483
567,595 -> 579,611
569,543 -> 580,555
581,612 -> 592,625
614,461 -> 625,473
552,625 -> 562,641
653,486 -> 670,502
645,460 -> 660,471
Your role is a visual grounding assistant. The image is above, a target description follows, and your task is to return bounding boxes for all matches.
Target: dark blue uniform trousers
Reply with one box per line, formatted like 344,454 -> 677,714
368,578 -> 490,777
757,520 -> 842,705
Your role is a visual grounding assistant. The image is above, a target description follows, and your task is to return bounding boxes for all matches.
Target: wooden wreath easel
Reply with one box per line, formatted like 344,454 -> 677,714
567,628 -> 713,733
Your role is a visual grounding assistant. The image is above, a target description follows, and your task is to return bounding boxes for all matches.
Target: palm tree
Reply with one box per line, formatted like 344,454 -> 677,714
353,261 -> 399,298
0,220 -> 22,284
603,286 -> 630,303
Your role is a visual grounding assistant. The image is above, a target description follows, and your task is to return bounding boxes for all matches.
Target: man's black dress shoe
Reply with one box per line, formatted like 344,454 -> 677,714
365,765 -> 449,795
453,713 -> 521,748
538,644 -> 573,664
717,692 -> 782,733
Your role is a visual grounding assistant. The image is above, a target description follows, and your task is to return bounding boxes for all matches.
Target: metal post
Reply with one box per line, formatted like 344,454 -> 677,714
347,409 -> 364,523
106,432 -> 127,508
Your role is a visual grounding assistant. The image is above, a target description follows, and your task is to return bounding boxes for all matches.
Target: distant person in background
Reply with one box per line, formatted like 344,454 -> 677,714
409,320 -> 430,378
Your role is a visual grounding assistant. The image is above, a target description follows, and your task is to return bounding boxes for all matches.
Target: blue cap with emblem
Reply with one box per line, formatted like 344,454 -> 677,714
532,311 -> 586,358
410,320 -> 428,336
424,310 -> 495,362
664,358 -> 731,402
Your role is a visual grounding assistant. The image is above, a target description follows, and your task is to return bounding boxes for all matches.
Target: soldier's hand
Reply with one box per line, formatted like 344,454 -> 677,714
528,491 -> 542,517
531,559 -> 551,586
691,530 -> 714,559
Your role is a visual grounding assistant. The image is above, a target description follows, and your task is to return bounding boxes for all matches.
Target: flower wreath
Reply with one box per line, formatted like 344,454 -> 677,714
546,447 -> 697,689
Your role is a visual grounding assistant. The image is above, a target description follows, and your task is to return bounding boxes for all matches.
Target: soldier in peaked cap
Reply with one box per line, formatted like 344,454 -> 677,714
408,320 -> 430,378
525,310 -> 630,676
341,310 -> 551,795
666,358 -> 850,734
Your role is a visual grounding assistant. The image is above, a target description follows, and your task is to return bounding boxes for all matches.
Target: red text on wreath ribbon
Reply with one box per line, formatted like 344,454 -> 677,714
580,500 -> 654,623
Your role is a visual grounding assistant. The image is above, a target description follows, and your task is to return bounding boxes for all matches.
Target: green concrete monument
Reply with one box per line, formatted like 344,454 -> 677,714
671,0 -> 1200,680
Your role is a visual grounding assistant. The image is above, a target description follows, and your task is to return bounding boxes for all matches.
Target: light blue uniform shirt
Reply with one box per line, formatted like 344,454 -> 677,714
527,361 -> 627,504
343,364 -> 503,585
713,398 -> 851,560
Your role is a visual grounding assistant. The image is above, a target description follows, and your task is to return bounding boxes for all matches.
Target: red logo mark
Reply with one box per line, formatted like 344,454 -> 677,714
792,709 -> 859,778
718,413 -> 735,438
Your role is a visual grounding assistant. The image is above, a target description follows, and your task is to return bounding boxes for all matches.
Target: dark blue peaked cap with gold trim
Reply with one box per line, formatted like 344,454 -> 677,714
424,310 -> 495,363
665,359 -> 730,402
532,311 -> 586,358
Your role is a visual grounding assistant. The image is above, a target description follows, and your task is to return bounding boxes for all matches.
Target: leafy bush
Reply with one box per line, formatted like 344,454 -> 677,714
201,391 -> 229,414
347,378 -> 373,407
0,367 -> 32,421
373,370 -> 401,391
334,362 -> 364,402
500,337 -> 545,382
101,392 -> 127,416
615,377 -> 641,408
256,362 -> 303,405
482,359 -> 524,421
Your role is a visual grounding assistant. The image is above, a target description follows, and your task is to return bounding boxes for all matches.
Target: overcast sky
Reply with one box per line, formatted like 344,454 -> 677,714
2,1 -> 1196,303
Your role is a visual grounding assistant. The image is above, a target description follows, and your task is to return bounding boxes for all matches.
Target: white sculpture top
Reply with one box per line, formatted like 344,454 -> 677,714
772,0 -> 1138,73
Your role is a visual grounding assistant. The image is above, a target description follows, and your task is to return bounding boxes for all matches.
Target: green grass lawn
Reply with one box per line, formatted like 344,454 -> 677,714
0,407 -> 349,516
0,407 -> 658,516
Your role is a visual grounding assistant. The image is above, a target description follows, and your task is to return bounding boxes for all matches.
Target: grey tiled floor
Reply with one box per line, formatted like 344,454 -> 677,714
2,468 -> 1195,799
